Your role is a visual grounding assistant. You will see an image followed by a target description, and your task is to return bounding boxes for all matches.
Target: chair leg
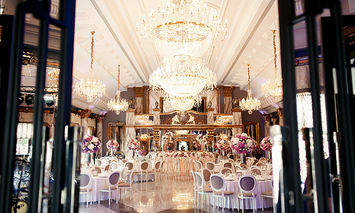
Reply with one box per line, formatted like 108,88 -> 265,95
109,191 -> 111,207
241,198 -> 244,213
98,192 -> 100,204
261,197 -> 264,211
86,193 -> 88,207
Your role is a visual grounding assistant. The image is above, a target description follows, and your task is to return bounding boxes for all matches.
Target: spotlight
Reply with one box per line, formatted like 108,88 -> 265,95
18,94 -> 25,105
24,94 -> 34,105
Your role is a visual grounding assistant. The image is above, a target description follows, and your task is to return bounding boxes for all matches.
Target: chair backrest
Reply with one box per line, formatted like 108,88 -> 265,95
238,175 -> 256,193
160,161 -> 165,170
202,169 -> 211,182
250,168 -> 262,176
220,167 -> 233,176
141,161 -> 149,171
191,171 -> 196,190
268,170 -> 273,175
108,172 -> 120,186
111,162 -> 118,171
95,159 -> 102,167
94,166 -> 101,174
235,165 -> 242,170
210,174 -> 225,193
154,161 -> 161,170
206,162 -> 214,171
194,172 -> 203,190
256,162 -> 266,167
80,173 -> 91,188
104,164 -> 110,172
259,157 -> 267,162
223,162 -> 233,169
197,161 -> 203,170
125,162 -> 134,171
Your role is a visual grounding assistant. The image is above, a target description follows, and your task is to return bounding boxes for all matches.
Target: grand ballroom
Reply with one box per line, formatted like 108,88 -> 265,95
1,0 -> 355,213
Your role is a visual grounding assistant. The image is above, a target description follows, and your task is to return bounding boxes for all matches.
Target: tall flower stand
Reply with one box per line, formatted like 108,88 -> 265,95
240,154 -> 246,164
265,150 -> 271,159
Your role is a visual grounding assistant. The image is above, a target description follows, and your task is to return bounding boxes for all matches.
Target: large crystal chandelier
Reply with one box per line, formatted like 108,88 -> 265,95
263,30 -> 283,98
136,0 -> 228,56
107,65 -> 129,115
149,55 -> 216,98
240,64 -> 261,114
74,31 -> 106,103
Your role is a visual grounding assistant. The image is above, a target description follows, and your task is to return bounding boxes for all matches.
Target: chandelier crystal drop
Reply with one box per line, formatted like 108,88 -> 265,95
240,64 -> 261,114
74,31 -> 106,103
107,65 -> 129,115
136,0 -> 228,56
149,55 -> 217,98
263,30 -> 283,98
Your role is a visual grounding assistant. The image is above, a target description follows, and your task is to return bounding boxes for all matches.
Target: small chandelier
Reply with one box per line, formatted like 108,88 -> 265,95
107,65 -> 129,115
149,55 -> 217,98
136,0 -> 228,56
74,31 -> 106,103
240,64 -> 261,114
263,30 -> 283,98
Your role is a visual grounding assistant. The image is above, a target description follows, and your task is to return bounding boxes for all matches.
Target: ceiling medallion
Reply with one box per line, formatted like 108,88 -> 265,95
240,64 -> 261,114
149,55 -> 216,99
136,0 -> 228,56
263,30 -> 283,98
74,31 -> 106,103
107,65 -> 129,115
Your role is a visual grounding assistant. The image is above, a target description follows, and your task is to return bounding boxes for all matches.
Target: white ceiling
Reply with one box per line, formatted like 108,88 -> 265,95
72,0 -> 282,113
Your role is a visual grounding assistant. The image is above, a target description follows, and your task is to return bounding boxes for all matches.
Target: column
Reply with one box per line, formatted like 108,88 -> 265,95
134,87 -> 144,114
277,108 -> 284,126
207,107 -> 214,124
125,109 -> 136,154
262,114 -> 271,136
80,109 -> 91,135
232,108 -> 242,135
96,115 -> 105,143
153,108 -> 160,125
223,86 -> 233,114
207,129 -> 214,151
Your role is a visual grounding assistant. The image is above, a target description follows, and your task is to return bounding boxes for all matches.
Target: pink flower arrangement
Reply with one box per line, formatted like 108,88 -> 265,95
193,140 -> 201,149
196,134 -> 208,145
106,139 -> 119,151
82,135 -> 101,153
216,139 -> 231,152
260,136 -> 272,151
137,149 -> 147,156
230,133 -> 255,154
127,138 -> 140,151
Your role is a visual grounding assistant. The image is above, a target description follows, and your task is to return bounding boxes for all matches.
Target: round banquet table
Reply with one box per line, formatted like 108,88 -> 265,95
211,177 -> 273,210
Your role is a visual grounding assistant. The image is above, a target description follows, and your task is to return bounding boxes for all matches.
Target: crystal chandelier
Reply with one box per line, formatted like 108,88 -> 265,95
263,30 -> 283,98
74,31 -> 106,103
165,94 -> 202,111
240,64 -> 261,114
136,0 -> 228,56
107,65 -> 129,115
149,55 -> 217,98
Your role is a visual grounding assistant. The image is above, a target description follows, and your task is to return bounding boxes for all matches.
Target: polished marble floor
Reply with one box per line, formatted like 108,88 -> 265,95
79,174 -> 273,213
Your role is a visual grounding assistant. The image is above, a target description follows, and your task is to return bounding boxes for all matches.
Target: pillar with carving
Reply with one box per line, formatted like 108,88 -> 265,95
262,114 -> 271,136
207,107 -> 214,124
223,86 -> 233,114
277,108 -> 284,126
153,129 -> 160,150
207,129 -> 214,150
153,108 -> 160,125
232,108 -> 242,135
80,109 -> 91,135
134,87 -> 144,114
125,109 -> 136,154
96,114 -> 105,143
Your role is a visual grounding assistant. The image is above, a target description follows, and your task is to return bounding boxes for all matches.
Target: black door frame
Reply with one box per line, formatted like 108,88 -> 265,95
0,0 -> 76,212
278,0 -> 355,212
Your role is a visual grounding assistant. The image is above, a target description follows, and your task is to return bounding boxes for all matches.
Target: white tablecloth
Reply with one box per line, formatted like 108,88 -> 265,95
211,178 -> 273,210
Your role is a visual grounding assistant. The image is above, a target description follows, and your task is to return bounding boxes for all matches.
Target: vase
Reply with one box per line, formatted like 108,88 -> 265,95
90,153 -> 94,166
240,154 -> 245,164
110,148 -> 113,156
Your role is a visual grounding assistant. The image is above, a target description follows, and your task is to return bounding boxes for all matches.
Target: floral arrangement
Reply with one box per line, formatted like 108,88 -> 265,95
127,138 -> 140,151
106,139 -> 119,151
230,133 -> 255,154
82,135 -> 101,153
260,136 -> 272,151
193,140 -> 201,149
137,149 -> 147,156
196,134 -> 208,145
216,138 -> 231,152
